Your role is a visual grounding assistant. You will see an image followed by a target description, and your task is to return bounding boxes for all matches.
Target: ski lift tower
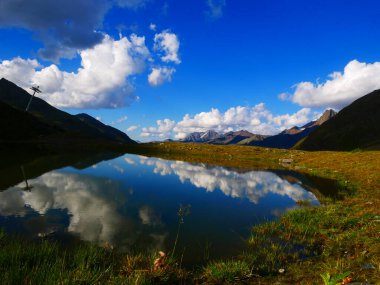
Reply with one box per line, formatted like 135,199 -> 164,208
25,85 -> 42,112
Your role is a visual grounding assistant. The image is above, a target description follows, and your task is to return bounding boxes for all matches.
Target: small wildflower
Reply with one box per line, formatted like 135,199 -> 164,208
153,251 -> 166,271
278,268 -> 285,274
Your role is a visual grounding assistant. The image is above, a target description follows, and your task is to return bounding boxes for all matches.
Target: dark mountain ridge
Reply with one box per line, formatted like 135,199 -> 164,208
247,109 -> 337,149
0,101 -> 63,141
0,78 -> 135,144
296,90 -> 380,150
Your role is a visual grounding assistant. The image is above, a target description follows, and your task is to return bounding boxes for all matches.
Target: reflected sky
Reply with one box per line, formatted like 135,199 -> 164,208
137,156 -> 319,204
0,153 -> 320,264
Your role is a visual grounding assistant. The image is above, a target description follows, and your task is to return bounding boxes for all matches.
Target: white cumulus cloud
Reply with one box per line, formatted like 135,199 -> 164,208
141,119 -> 176,138
290,60 -> 380,109
140,104 -> 317,140
1,29 -> 182,108
148,67 -> 175,86
0,57 -> 40,88
270,108 -> 314,127
154,30 -> 181,64
0,34 -> 150,108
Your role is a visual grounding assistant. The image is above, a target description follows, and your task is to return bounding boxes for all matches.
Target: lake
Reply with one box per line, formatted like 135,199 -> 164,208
0,152 -> 337,265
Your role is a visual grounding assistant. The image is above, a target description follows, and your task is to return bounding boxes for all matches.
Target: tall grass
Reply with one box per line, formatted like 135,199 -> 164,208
0,229 -> 187,284
200,203 -> 379,283
201,260 -> 251,284
0,230 -> 115,284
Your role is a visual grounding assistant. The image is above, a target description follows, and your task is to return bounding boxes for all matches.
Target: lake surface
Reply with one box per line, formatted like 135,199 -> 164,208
0,152 -> 333,265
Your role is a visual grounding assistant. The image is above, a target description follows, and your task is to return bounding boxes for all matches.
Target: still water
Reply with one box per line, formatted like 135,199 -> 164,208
0,152 -> 332,264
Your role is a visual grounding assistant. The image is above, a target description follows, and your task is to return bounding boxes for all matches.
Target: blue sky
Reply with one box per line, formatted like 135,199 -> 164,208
1,0 -> 380,141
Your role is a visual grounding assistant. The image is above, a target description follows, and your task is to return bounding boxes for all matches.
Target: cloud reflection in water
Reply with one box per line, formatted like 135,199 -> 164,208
0,172 -> 165,250
137,156 -> 319,204
0,154 -> 319,253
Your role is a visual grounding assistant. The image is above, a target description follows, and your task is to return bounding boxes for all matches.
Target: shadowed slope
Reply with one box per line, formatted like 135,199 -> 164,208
0,101 -> 63,141
296,90 -> 380,150
0,78 -> 136,144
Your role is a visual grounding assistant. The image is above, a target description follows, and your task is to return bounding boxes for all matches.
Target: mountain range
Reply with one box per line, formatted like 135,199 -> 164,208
180,129 -> 268,145
0,78 -> 135,145
178,87 -> 380,151
177,109 -> 337,149
247,109 -> 337,149
2,77 -> 380,151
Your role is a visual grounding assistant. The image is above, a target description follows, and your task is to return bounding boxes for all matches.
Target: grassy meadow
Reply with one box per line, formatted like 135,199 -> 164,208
1,142 -> 379,284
